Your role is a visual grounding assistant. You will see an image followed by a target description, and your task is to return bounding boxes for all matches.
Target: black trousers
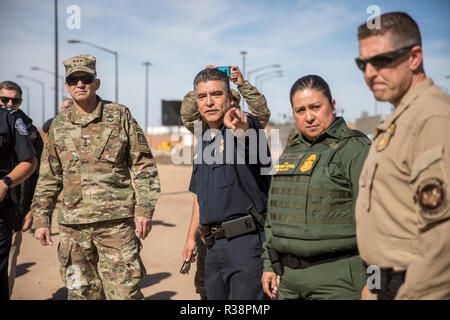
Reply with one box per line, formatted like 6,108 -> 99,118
205,231 -> 266,300
0,202 -> 14,300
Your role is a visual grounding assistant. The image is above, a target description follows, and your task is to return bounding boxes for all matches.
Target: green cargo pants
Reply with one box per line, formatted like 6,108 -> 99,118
58,218 -> 146,300
279,255 -> 366,300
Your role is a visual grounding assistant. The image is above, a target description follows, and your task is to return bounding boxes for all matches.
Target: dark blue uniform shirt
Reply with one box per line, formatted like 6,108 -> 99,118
189,114 -> 271,225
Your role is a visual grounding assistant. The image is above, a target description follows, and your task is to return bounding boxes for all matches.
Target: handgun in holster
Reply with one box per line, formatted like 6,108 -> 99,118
268,247 -> 284,276
199,224 -> 215,249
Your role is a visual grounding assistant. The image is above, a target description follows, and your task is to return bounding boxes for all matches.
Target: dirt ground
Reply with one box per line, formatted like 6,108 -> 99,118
10,159 -> 199,300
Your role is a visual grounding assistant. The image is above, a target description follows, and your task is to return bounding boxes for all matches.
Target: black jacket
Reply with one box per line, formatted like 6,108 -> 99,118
13,109 -> 44,231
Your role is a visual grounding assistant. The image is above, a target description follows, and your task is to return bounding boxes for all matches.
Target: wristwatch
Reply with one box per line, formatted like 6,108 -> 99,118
2,176 -> 13,189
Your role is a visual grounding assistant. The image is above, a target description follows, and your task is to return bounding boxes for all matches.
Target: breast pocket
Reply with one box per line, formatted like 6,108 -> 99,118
94,127 -> 128,164
212,164 -> 235,188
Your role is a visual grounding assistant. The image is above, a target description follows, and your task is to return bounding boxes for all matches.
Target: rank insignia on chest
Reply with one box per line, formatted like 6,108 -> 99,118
219,139 -> 224,153
376,123 -> 396,152
300,154 -> 317,173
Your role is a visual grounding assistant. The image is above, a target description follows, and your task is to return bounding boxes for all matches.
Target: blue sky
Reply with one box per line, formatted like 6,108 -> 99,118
1,0 -> 449,129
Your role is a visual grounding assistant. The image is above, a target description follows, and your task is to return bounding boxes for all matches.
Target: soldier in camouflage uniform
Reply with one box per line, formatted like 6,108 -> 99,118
180,66 -> 271,300
31,54 -> 160,300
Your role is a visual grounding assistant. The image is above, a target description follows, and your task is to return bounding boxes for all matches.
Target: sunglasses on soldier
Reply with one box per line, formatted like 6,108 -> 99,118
355,44 -> 419,72
0,96 -> 22,105
66,75 -> 96,86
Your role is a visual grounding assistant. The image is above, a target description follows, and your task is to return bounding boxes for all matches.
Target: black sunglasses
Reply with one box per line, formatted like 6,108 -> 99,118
0,96 -> 22,105
355,44 -> 419,72
66,75 -> 96,86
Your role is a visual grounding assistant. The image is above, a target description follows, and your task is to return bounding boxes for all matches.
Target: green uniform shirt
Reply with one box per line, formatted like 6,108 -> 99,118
31,97 -> 160,228
262,117 -> 370,272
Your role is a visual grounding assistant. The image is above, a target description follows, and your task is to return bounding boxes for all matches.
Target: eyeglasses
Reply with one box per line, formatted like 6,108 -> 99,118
179,251 -> 197,275
355,44 -> 419,72
66,75 -> 96,86
0,96 -> 22,105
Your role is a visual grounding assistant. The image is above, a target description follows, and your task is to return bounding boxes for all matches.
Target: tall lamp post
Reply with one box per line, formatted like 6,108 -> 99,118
17,83 -> 31,115
17,74 -> 46,125
31,66 -> 65,110
68,39 -> 119,102
259,73 -> 283,92
142,61 -> 152,134
255,71 -> 283,89
247,64 -> 281,83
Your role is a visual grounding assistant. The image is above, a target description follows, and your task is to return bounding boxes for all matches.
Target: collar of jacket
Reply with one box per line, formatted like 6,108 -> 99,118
376,77 -> 433,134
296,116 -> 347,146
66,95 -> 103,126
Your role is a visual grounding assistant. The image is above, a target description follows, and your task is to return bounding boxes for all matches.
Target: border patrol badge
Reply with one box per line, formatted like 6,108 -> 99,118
376,123 -> 395,152
15,118 -> 29,135
300,154 -> 317,173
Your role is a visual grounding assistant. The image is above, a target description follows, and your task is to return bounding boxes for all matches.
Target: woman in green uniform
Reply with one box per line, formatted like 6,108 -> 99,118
261,75 -> 369,300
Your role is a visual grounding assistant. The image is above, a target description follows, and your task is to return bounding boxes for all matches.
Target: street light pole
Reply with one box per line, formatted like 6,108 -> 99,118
259,74 -> 283,92
255,71 -> 283,89
247,64 -> 281,83
17,74 -> 46,125
17,83 -> 30,115
142,61 -> 152,134
31,66 -> 65,108
68,39 -> 119,102
54,0 -> 59,117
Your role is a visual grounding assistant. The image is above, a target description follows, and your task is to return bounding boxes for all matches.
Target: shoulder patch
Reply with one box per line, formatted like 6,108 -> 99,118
15,118 -> 29,135
137,131 -> 147,145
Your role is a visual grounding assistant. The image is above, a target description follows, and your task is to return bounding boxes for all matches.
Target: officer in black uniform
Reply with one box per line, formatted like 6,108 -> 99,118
0,81 -> 44,296
182,68 -> 271,300
0,103 -> 37,299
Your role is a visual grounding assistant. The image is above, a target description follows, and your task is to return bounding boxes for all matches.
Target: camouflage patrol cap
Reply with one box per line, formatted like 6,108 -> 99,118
63,54 -> 96,77
231,89 -> 241,104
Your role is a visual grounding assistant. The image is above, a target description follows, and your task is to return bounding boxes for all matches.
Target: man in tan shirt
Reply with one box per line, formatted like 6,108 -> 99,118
355,12 -> 450,299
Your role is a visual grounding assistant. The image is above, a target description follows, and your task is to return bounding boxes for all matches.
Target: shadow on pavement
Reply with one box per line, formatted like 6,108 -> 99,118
15,262 -> 36,278
152,220 -> 176,227
48,287 -> 68,300
144,291 -> 177,300
141,272 -> 171,288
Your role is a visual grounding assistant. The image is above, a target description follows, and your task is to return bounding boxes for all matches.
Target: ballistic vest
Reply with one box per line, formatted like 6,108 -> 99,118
268,127 -> 367,246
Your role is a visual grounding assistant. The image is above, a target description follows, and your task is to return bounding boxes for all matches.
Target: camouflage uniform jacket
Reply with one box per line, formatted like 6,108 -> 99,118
31,96 -> 160,228
181,80 -> 271,133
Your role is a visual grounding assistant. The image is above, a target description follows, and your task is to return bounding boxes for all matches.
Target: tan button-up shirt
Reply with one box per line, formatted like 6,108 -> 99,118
356,78 -> 450,299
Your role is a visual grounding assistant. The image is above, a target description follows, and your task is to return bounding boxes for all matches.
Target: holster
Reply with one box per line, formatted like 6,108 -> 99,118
199,225 -> 215,249
366,265 -> 406,300
268,247 -> 284,276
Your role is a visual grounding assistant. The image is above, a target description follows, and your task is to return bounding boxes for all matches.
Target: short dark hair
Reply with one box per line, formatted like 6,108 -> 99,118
193,68 -> 231,95
357,12 -> 422,48
0,81 -> 22,97
290,75 -> 333,106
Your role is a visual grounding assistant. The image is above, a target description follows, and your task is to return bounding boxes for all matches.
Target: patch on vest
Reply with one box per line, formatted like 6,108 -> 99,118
275,162 -> 296,172
15,118 -> 28,135
300,154 -> 317,173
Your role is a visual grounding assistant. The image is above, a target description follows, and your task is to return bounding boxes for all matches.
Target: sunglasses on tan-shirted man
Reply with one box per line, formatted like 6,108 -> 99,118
355,44 -> 419,72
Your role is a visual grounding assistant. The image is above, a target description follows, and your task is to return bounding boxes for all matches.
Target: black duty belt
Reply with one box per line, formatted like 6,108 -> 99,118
280,249 -> 359,270
364,262 -> 406,300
